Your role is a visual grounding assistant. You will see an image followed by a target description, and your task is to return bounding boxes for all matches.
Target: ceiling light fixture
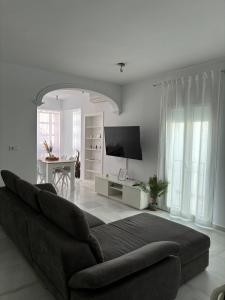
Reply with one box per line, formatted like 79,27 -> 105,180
116,62 -> 126,73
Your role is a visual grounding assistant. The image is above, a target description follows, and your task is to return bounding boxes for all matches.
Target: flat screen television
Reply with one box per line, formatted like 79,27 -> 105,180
104,126 -> 142,160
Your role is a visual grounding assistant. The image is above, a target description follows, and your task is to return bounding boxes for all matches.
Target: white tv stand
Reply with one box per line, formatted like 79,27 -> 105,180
95,175 -> 149,210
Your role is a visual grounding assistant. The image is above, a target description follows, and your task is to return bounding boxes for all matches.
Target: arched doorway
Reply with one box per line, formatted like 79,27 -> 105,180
35,85 -> 119,195
34,84 -> 121,114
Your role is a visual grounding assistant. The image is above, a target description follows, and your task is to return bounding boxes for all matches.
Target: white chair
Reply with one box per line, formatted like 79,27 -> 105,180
37,159 -> 60,189
54,156 -> 73,190
55,168 -> 71,189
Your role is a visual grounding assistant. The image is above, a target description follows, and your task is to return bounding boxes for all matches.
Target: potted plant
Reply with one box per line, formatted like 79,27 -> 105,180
43,140 -> 59,161
134,175 -> 168,210
75,151 -> 81,178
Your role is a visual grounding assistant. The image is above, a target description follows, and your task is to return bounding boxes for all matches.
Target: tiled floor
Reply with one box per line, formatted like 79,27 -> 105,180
0,180 -> 225,300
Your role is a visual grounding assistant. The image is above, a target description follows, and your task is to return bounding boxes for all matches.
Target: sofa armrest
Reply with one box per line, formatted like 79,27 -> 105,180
69,241 -> 180,290
35,183 -> 57,194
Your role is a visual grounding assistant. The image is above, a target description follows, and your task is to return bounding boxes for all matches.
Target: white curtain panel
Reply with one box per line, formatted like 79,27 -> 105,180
158,70 -> 223,227
73,109 -> 81,154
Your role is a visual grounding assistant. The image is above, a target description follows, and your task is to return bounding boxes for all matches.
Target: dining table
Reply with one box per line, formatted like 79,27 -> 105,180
41,159 -> 76,190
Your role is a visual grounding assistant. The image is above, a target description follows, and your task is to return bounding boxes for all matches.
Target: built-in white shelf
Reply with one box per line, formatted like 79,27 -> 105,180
85,159 -> 101,162
109,185 -> 123,192
84,113 -> 103,181
85,148 -> 101,151
110,195 -> 123,202
86,169 -> 101,174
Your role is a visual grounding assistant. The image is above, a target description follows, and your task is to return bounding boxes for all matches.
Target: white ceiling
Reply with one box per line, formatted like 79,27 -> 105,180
44,89 -> 87,100
44,88 -> 108,103
1,0 -> 225,84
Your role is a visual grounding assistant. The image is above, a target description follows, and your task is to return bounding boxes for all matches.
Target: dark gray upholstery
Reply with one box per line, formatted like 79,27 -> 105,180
38,190 -> 104,263
0,170 -> 210,300
69,241 -> 180,289
91,213 -> 210,283
38,190 -> 90,240
36,183 -> 57,194
28,215 -> 98,300
16,179 -> 41,212
83,211 -> 105,228
71,256 -> 180,300
0,187 -> 38,261
1,170 -> 20,194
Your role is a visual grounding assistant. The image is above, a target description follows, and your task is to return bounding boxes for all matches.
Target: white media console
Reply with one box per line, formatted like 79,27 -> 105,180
95,175 -> 149,210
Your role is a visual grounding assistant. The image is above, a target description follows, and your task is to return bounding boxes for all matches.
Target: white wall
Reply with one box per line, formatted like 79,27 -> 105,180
39,97 -> 62,111
37,92 -> 113,179
119,59 -> 225,228
1,59 -> 225,228
0,62 -> 121,184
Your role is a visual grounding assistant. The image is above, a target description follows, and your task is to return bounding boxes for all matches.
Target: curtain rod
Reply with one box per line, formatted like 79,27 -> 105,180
153,69 -> 225,87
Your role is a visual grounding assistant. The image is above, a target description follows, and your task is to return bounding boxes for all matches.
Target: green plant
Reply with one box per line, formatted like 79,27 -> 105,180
134,175 -> 168,206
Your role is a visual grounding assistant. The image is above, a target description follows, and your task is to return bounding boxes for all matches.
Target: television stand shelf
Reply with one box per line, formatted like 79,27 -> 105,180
95,175 -> 149,210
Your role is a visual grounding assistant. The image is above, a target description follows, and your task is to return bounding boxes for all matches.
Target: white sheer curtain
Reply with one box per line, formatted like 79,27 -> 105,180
73,109 -> 81,154
158,71 -> 222,227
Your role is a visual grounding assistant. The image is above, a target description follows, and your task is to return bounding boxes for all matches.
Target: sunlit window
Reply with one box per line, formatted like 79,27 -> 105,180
37,110 -> 60,158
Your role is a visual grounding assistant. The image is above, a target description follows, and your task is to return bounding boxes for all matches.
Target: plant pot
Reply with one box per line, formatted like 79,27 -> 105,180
148,203 -> 158,211
149,197 -> 158,211
140,192 -> 158,210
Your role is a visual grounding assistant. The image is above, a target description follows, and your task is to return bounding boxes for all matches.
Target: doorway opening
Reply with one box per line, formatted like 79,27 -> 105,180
36,88 -> 110,195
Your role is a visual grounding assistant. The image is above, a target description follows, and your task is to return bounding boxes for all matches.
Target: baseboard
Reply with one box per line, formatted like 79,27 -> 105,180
213,224 -> 225,232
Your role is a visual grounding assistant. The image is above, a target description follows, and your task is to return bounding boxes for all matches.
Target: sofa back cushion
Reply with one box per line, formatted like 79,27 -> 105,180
35,183 -> 57,195
0,187 -> 38,262
29,215 -> 98,300
38,190 -> 104,262
16,179 -> 41,212
1,170 -> 20,194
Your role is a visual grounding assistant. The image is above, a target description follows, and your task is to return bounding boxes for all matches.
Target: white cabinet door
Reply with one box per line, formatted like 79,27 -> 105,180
95,177 -> 108,196
122,186 -> 142,209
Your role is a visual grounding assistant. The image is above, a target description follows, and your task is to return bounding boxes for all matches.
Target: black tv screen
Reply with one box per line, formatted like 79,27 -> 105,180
104,126 -> 142,160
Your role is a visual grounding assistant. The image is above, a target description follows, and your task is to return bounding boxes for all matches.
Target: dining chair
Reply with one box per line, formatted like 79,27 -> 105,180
54,156 -> 74,190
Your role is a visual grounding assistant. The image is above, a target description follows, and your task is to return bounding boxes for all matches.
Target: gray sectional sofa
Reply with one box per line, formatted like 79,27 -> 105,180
0,170 -> 210,300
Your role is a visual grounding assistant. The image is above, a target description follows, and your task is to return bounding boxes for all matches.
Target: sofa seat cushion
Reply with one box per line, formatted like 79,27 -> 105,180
1,170 -> 20,194
91,213 -> 210,265
91,222 -> 147,261
16,179 -> 41,212
38,190 -> 104,263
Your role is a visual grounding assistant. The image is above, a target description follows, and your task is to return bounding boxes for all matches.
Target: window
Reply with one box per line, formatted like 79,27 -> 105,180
166,107 -> 210,218
37,110 -> 60,158
72,109 -> 81,155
